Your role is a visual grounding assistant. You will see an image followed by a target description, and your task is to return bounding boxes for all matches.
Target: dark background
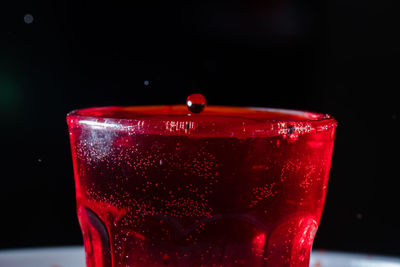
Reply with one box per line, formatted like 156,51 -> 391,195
1,0 -> 399,256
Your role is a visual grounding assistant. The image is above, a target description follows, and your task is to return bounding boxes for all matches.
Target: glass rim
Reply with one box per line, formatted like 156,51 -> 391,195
67,105 -> 337,138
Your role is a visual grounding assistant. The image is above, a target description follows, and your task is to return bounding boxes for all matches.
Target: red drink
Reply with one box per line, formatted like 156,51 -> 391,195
67,105 -> 336,267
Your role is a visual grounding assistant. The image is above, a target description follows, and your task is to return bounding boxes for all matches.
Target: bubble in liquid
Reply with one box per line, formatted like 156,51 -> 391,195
287,125 -> 295,135
162,253 -> 170,265
187,93 -> 206,113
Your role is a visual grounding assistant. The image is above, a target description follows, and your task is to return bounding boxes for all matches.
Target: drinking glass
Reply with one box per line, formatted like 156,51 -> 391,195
67,104 -> 336,267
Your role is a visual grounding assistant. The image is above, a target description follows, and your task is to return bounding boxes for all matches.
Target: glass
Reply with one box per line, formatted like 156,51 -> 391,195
67,105 -> 336,267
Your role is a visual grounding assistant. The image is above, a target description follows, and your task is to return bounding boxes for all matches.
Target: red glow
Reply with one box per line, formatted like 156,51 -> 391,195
128,231 -> 146,241
253,233 -> 266,249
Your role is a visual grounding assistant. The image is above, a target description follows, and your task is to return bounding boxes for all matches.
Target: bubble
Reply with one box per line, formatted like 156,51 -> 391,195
186,93 -> 206,113
162,253 -> 170,265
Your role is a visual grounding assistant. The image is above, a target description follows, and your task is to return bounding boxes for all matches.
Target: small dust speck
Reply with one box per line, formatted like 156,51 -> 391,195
356,213 -> 363,220
24,14 -> 34,24
144,80 -> 150,86
37,158 -> 43,163
392,114 -> 397,120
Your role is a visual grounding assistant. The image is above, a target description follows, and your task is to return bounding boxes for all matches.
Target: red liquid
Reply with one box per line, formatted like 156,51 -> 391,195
67,106 -> 336,267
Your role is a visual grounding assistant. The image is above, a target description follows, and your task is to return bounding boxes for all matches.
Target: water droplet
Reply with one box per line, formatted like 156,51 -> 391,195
187,93 -> 206,113
24,14 -> 34,24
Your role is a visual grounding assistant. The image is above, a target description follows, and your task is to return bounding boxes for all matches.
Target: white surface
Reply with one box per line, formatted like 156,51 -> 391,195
310,251 -> 400,267
0,246 -> 399,267
0,247 -> 85,267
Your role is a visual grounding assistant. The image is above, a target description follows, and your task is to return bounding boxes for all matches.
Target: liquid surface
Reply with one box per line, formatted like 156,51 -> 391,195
68,105 -> 335,138
68,106 -> 336,267
70,105 -> 323,120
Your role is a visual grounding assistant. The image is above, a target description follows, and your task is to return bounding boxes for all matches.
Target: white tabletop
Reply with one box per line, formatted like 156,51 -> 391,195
0,246 -> 399,267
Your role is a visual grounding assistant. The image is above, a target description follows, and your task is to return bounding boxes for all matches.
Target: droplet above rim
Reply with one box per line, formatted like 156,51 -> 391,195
67,105 -> 336,138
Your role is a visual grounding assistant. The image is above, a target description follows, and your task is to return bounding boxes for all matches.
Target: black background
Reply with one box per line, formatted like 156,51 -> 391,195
1,0 -> 399,256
